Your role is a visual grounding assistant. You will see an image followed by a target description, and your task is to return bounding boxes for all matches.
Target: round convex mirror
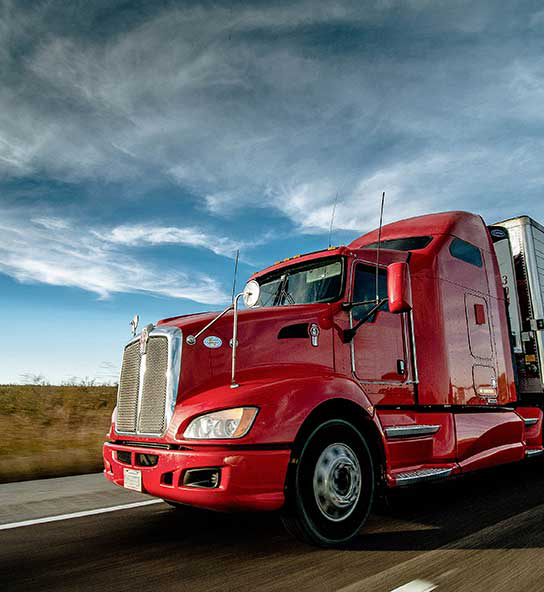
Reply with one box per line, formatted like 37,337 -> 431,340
243,280 -> 260,307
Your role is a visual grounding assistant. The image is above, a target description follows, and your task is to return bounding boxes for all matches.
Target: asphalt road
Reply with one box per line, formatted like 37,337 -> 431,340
2,459 -> 544,592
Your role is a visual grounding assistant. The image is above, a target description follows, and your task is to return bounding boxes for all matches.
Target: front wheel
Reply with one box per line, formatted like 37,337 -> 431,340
281,419 -> 375,547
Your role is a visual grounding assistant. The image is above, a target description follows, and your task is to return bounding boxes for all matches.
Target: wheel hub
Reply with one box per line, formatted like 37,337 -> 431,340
313,443 -> 362,522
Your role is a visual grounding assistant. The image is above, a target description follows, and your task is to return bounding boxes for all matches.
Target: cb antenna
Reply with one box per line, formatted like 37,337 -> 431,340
375,191 -> 385,302
328,192 -> 339,248
231,249 -> 240,304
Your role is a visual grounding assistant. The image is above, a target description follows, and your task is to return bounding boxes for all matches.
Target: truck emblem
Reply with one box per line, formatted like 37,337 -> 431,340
139,324 -> 154,355
490,228 -> 507,238
309,323 -> 320,347
203,336 -> 222,349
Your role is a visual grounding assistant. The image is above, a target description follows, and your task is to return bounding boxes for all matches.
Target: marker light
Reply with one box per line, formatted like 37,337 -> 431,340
183,407 -> 258,440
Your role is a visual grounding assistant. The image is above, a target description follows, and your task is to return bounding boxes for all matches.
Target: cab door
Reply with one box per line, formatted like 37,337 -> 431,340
350,262 -> 415,406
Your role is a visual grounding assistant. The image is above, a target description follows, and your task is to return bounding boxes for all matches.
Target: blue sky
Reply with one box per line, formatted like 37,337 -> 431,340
2,0 -> 544,384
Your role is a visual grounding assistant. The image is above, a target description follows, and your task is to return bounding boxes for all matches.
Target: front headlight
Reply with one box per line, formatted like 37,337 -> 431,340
183,407 -> 258,440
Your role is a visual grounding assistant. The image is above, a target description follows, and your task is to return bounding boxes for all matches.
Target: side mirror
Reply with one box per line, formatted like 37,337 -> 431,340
242,280 -> 261,308
387,262 -> 412,314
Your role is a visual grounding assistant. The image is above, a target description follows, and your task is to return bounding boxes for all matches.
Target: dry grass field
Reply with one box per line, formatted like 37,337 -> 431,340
0,385 -> 117,483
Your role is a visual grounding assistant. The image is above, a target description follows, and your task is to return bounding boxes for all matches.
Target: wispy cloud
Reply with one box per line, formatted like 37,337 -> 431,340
1,0 -> 543,235
0,210 -> 233,304
95,224 -> 244,258
31,217 -> 71,231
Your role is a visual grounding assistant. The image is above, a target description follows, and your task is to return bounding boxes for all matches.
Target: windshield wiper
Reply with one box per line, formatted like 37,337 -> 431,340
274,274 -> 295,305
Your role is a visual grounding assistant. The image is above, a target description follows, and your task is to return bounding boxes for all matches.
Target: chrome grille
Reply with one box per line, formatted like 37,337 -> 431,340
116,342 -> 141,432
139,336 -> 169,434
115,327 -> 181,436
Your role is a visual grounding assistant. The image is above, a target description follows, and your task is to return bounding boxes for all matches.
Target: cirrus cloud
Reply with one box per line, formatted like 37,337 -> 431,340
0,209 -> 234,304
1,0 -> 543,239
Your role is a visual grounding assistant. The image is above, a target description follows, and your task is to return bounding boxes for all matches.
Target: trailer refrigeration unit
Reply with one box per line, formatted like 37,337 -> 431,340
104,211 -> 544,547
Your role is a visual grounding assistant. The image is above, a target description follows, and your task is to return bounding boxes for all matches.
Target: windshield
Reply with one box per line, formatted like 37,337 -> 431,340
256,258 -> 344,306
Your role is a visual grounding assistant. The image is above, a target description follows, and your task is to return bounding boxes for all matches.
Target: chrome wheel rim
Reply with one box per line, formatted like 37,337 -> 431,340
313,443 -> 362,522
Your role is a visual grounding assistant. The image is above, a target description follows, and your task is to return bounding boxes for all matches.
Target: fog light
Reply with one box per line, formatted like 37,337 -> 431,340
182,468 -> 221,488
116,450 -> 131,464
136,453 -> 158,467
161,471 -> 174,486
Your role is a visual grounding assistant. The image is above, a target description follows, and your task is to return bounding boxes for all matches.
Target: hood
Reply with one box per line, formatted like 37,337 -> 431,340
158,304 -> 336,400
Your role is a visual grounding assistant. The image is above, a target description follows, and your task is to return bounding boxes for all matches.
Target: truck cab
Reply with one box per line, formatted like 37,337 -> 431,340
104,211 -> 544,547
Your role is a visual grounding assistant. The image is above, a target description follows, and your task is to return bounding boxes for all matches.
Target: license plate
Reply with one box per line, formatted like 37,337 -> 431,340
123,468 -> 142,492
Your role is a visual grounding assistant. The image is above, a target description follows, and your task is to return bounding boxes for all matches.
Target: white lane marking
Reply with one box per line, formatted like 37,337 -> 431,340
0,499 -> 163,531
391,581 -> 437,592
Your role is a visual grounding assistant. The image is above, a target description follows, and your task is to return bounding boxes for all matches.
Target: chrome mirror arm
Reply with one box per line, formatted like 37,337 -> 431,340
230,292 -> 244,388
186,283 -> 257,389
185,305 -> 233,345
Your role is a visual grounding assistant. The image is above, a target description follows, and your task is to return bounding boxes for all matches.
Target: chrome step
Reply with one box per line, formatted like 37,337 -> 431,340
526,448 -> 544,458
395,467 -> 453,486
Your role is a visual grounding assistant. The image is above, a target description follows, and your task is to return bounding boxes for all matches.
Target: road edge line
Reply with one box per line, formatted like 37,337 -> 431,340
0,499 -> 164,530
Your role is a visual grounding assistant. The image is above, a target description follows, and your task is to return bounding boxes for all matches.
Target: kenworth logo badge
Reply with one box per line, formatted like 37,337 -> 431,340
203,336 -> 222,349
139,324 -> 153,355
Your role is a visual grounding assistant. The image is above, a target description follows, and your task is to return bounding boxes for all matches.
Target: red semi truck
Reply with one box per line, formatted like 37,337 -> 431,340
104,211 -> 544,547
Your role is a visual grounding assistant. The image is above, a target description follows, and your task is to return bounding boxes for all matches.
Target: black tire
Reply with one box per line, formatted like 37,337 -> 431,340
281,419 -> 374,548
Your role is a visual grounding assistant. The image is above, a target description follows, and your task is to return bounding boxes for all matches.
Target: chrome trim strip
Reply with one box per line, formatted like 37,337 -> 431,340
408,309 -> 419,384
115,325 -> 182,438
348,258 -> 357,375
526,448 -> 544,458
395,467 -> 452,486
230,292 -> 244,388
385,424 -> 441,439
524,417 -> 539,427
349,308 -> 356,375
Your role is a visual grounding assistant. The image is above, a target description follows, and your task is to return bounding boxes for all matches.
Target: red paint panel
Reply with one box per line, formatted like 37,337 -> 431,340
353,311 -> 407,382
465,294 -> 493,359
515,407 -> 543,449
378,411 -> 456,470
455,411 -> 525,472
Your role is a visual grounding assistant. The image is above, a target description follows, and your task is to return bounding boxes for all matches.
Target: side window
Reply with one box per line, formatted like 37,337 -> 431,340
352,264 -> 388,321
450,238 -> 482,267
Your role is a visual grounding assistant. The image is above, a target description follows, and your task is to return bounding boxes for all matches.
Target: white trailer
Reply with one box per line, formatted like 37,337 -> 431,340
494,216 -> 544,395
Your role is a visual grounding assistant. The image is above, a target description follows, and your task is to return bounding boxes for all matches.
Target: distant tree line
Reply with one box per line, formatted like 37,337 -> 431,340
17,372 -> 118,387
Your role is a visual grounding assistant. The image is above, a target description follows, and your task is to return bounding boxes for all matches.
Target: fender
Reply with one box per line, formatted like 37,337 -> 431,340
165,369 -> 384,450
